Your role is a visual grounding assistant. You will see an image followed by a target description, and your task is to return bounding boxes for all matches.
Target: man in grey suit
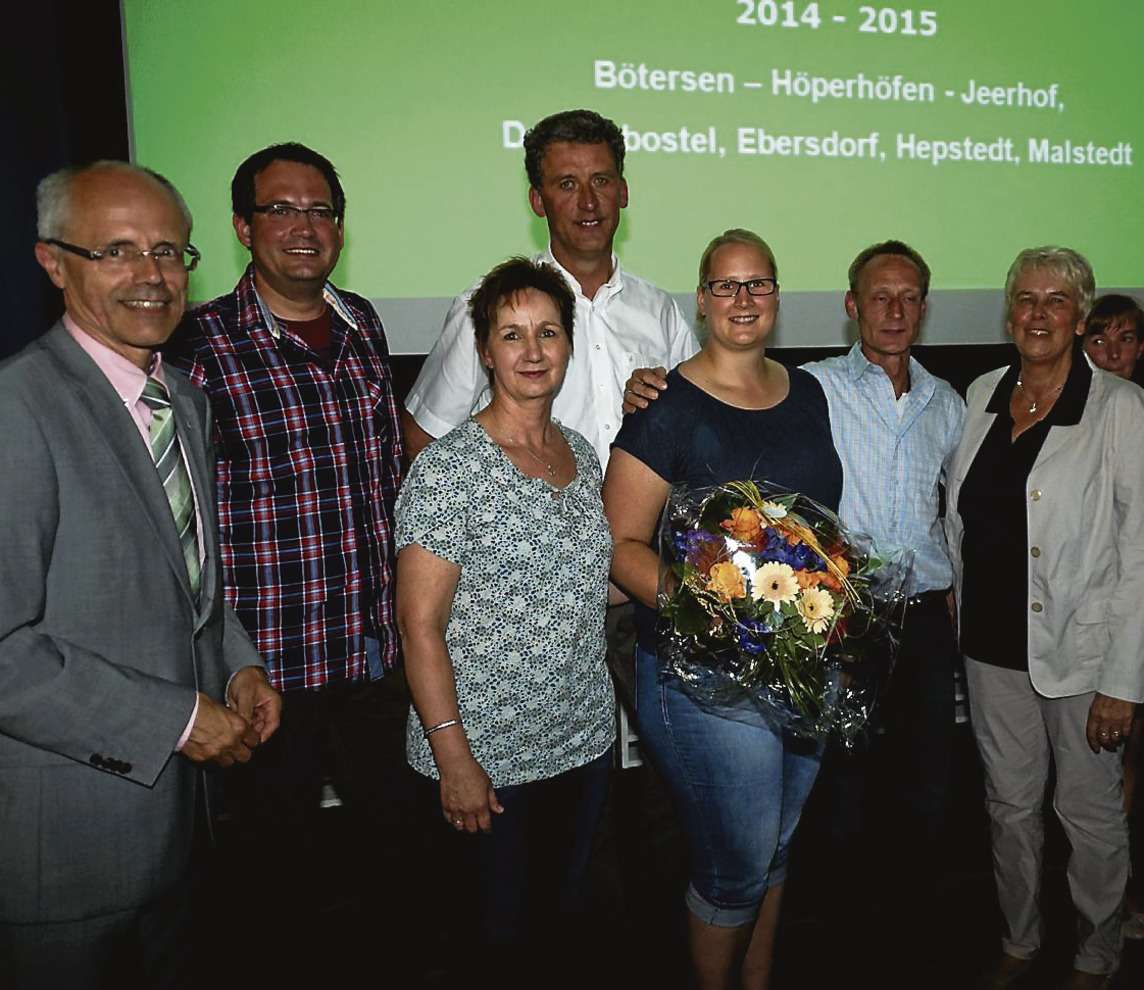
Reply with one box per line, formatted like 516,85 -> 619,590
0,162 -> 282,988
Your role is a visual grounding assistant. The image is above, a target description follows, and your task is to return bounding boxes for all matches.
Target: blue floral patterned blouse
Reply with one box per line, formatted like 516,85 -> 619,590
395,419 -> 615,786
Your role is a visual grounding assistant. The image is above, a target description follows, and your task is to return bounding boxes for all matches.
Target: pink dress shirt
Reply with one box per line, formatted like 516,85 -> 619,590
64,316 -> 203,750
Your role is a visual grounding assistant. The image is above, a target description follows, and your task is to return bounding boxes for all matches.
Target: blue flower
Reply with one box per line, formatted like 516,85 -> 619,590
737,619 -> 772,654
673,529 -> 723,565
761,527 -> 825,572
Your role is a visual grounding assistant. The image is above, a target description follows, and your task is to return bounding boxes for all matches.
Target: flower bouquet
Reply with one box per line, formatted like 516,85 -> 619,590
657,480 -> 911,743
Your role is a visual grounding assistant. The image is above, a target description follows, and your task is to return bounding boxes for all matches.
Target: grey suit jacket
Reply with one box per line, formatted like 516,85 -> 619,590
0,322 -> 264,924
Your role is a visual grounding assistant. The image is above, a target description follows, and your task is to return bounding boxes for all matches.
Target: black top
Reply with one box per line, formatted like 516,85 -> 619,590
612,366 -> 843,649
957,353 -> 1091,669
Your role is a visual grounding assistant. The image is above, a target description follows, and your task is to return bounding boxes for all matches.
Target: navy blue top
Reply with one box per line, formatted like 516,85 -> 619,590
612,366 -> 843,649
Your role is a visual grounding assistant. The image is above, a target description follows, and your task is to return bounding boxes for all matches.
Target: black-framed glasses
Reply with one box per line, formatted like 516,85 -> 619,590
44,238 -> 200,272
704,277 -> 779,297
250,203 -> 340,225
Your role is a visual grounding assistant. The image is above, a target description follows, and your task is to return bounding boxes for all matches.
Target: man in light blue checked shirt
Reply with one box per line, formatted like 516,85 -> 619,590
802,240 -> 966,972
803,242 -> 965,602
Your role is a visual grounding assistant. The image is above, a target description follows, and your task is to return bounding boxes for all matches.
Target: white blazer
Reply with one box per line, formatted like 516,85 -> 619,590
945,360 -> 1144,702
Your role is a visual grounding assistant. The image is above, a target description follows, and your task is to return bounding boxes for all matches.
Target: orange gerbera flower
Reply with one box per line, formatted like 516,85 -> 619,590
795,570 -> 823,590
817,570 -> 843,593
706,562 -> 746,602
720,508 -> 764,544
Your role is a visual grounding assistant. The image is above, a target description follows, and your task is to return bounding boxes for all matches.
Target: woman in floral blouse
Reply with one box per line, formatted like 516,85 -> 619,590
395,257 -> 614,970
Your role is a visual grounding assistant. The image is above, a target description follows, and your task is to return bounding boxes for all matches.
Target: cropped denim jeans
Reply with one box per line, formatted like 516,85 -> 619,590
635,645 -> 822,927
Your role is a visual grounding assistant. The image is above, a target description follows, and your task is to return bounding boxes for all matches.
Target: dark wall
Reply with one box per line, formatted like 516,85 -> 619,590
2,0 -> 129,360
391,345 -> 1014,405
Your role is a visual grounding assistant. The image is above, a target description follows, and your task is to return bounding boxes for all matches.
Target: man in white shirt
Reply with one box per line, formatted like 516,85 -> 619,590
402,108 -> 696,469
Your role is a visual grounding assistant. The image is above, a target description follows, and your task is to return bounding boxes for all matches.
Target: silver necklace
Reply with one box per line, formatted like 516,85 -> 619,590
490,426 -> 557,479
1015,377 -> 1063,414
515,442 -> 556,479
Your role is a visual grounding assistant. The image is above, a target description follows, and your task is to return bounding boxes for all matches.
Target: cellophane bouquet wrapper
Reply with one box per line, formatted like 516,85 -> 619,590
657,480 -> 912,744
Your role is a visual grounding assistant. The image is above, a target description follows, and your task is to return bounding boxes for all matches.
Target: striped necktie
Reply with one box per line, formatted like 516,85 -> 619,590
140,377 -> 202,597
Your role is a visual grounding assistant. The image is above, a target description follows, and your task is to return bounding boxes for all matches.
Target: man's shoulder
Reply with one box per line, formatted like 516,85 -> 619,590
328,283 -> 383,328
0,329 -> 113,446
908,358 -> 964,412
165,289 -> 242,370
615,265 -> 678,311
559,422 -> 599,461
800,352 -> 849,379
927,372 -> 965,411
799,352 -> 854,399
164,363 -> 209,414
185,285 -> 242,337
0,333 -> 56,401
0,324 -> 75,392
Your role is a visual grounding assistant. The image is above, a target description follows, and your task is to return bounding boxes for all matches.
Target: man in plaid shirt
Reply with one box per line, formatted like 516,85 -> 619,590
167,143 -> 411,974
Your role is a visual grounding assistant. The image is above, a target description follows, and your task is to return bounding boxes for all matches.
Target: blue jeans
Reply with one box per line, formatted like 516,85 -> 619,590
635,646 -> 822,927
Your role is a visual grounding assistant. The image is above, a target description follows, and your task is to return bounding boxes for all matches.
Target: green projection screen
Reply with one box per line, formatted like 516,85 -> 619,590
123,1 -> 1144,352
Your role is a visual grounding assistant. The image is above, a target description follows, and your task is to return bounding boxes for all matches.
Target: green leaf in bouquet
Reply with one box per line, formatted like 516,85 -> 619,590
667,591 -> 710,636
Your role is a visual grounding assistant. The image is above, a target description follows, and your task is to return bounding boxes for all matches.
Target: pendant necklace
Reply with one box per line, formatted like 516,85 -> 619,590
1015,377 -> 1063,415
493,425 -> 557,479
517,442 -> 556,480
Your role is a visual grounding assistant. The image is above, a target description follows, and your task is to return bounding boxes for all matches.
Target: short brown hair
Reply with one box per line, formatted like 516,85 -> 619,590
523,110 -> 625,188
1084,294 -> 1143,338
468,258 -> 576,386
848,240 -> 931,297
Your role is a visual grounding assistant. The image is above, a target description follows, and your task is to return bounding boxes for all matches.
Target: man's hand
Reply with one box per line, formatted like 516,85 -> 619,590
622,366 -> 669,414
226,666 -> 282,744
181,694 -> 261,767
1085,693 -> 1135,753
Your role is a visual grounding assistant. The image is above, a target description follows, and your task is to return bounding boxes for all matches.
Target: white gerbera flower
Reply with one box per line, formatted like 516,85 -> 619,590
753,561 -> 798,607
797,587 -> 835,634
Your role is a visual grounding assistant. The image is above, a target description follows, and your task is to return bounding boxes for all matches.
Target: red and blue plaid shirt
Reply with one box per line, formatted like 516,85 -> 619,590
168,267 -> 403,692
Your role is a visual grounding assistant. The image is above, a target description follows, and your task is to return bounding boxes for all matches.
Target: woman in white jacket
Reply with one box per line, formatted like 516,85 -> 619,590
945,246 -> 1144,990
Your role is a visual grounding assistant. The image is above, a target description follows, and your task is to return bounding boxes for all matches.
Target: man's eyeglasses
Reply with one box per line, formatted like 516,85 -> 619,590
704,278 -> 779,298
251,203 -> 340,225
44,239 -> 200,272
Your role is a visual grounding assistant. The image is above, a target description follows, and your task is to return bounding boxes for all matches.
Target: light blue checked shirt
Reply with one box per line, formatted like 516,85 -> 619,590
803,343 -> 966,595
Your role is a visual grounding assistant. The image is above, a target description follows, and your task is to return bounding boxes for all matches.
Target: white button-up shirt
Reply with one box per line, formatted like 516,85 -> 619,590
405,246 -> 697,469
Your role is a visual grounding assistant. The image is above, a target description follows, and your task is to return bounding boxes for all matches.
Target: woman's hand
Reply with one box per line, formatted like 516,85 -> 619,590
1085,693 -> 1136,753
439,755 -> 504,833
